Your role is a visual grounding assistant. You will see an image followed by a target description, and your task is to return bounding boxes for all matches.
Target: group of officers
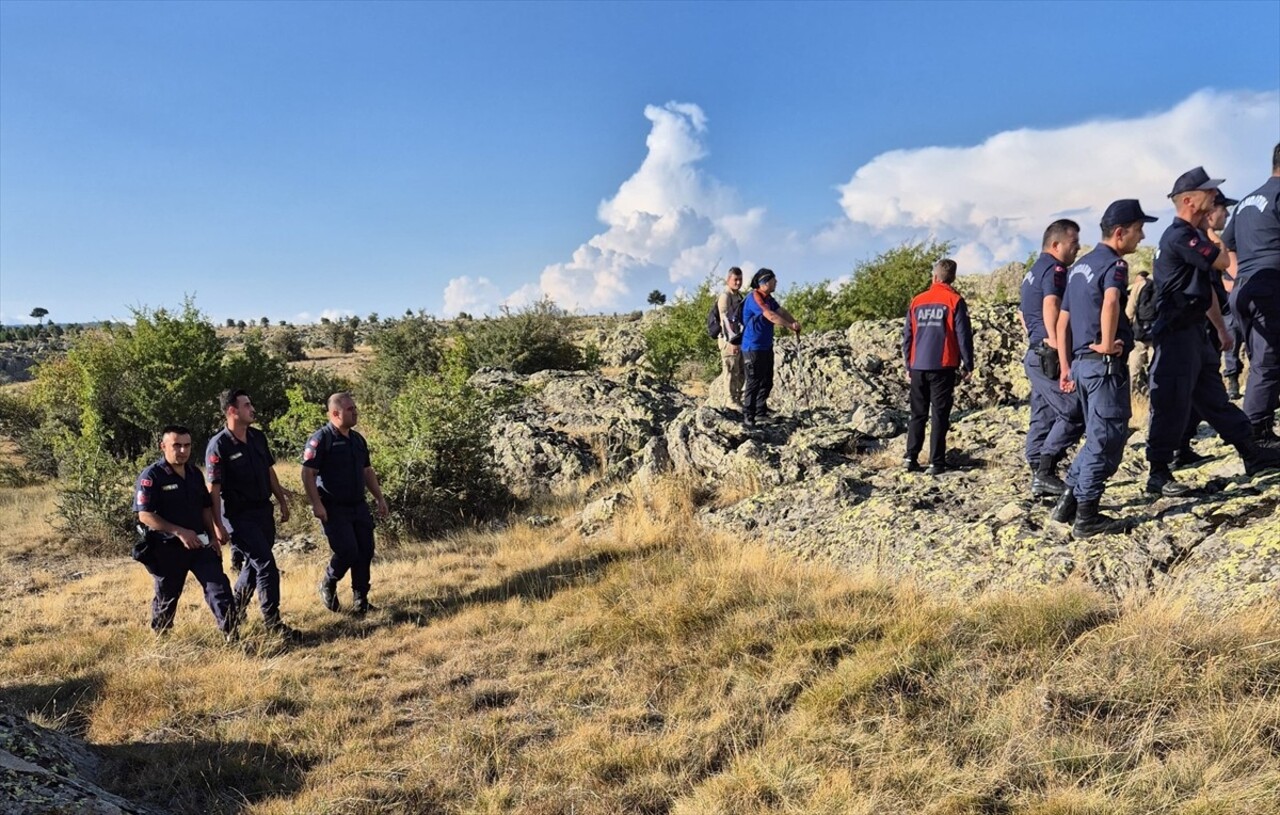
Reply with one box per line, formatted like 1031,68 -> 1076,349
1018,147 -> 1280,538
132,389 -> 388,641
133,147 -> 1280,637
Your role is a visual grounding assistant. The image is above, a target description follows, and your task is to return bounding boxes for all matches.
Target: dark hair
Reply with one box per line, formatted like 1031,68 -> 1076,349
932,259 -> 957,282
1099,221 -> 1132,240
1041,219 -> 1080,249
750,268 -> 776,289
1273,142 -> 1280,172
727,266 -> 743,278
160,424 -> 191,439
219,388 -> 250,412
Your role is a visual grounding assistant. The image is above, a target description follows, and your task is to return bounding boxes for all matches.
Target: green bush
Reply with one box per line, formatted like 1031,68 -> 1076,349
451,298 -> 585,376
368,374 -> 514,538
268,386 -> 328,460
222,331 -> 290,428
50,431 -> 141,552
0,389 -> 56,485
641,281 -> 718,382
267,326 -> 306,361
783,239 -> 956,331
363,311 -> 443,409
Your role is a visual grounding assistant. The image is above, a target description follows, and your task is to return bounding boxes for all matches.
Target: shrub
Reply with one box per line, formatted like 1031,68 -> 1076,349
364,311 -> 443,408
641,281 -> 717,382
267,326 -> 306,361
50,431 -> 141,552
222,331 -> 290,428
368,374 -> 514,538
452,298 -> 585,376
0,389 -> 56,485
268,386 -> 327,460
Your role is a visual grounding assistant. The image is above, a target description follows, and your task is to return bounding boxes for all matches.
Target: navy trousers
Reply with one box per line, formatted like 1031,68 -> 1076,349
906,369 -> 957,467
228,506 -> 282,622
1023,348 -> 1084,465
143,538 -> 235,633
1065,356 -> 1130,502
742,350 -> 775,420
1222,310 -> 1246,377
322,502 -> 376,596
1146,324 -> 1252,465
1232,270 -> 1280,426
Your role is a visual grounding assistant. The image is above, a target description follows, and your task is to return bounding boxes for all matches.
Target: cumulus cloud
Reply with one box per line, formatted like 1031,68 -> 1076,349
290,308 -> 355,324
833,89 -> 1280,269
449,89 -> 1278,314
442,275 -> 502,317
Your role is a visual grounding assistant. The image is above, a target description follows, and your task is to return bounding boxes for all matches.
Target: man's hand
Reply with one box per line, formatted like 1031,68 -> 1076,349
960,369 -> 973,382
311,503 -> 328,524
175,527 -> 202,550
375,497 -> 389,519
277,495 -> 291,523
212,522 -> 229,546
1217,325 -> 1235,353
1087,339 -> 1124,356
789,321 -> 801,334
1059,369 -> 1075,394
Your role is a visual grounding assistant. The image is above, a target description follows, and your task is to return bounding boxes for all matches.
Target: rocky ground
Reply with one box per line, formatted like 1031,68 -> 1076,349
476,303 -> 1279,614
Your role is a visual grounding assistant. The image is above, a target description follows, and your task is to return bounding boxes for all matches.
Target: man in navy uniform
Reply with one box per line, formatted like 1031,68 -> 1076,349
1019,218 -> 1084,497
903,258 -> 974,475
1145,167 -> 1280,496
304,392 -> 389,615
1208,191 -> 1244,400
1225,143 -> 1280,446
134,425 -> 237,641
207,388 -> 298,639
1052,200 -> 1154,537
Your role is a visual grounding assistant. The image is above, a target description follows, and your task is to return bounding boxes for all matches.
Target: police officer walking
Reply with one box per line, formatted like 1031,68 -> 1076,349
207,388 -> 298,639
1052,200 -> 1154,537
902,258 -> 974,475
304,392 -> 390,615
1225,143 -> 1280,446
134,425 -> 238,641
1019,219 -> 1084,496
1145,168 -> 1280,496
1208,191 -> 1244,400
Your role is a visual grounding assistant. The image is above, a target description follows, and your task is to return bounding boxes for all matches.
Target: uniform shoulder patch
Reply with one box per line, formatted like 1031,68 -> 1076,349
308,438 -> 320,447
140,478 -> 152,487
1053,264 -> 1065,272
208,454 -> 220,464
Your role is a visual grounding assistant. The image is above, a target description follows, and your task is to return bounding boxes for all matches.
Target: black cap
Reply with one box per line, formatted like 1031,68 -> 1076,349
1214,190 -> 1238,208
1169,166 -> 1225,198
1101,199 -> 1158,228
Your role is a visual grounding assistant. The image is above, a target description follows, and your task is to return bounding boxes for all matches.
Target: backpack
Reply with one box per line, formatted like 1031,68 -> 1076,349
1134,279 -> 1157,341
706,294 -> 744,343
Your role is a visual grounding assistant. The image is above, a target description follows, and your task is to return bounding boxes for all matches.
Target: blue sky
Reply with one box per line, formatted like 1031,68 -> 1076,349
2,0 -> 1278,325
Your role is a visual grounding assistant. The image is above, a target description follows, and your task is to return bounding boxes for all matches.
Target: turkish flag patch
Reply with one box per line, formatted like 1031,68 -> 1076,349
304,448 -> 315,461
208,454 -> 220,464
140,478 -> 152,487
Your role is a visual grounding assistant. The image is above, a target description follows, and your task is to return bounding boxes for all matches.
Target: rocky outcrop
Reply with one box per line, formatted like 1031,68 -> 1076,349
472,367 -> 693,498
1,705 -> 162,814
479,307 -> 1278,612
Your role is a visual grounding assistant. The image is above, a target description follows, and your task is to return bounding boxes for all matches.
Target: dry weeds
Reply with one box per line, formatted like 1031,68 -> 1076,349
2,476 -> 1278,815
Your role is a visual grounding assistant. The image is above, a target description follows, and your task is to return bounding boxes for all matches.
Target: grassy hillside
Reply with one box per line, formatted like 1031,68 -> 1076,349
2,474 -> 1278,815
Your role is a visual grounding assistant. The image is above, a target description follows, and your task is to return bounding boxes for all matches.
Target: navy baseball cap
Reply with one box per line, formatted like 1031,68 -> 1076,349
1169,166 -> 1225,198
1101,199 -> 1158,228
1214,190 -> 1238,208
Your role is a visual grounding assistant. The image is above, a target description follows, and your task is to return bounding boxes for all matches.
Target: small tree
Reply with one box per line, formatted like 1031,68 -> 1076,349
260,316 -> 270,328
647,290 -> 667,307
30,307 -> 49,325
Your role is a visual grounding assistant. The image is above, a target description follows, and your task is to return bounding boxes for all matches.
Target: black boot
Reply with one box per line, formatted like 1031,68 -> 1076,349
318,577 -> 340,612
1146,465 -> 1190,497
1172,445 -> 1210,468
1072,499 -> 1121,539
352,593 -> 378,615
1051,489 -> 1077,524
1226,374 -> 1241,400
1237,439 -> 1280,476
1031,454 -> 1066,497
1252,421 -> 1280,448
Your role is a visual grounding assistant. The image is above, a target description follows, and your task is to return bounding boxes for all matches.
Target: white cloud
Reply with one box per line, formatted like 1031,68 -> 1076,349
442,275 -> 502,317
835,89 -> 1280,268
290,308 -> 356,325
458,89 -> 1278,315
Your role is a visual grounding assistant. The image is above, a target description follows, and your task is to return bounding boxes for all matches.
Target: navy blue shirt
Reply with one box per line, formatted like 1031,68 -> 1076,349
205,426 -> 275,514
1064,243 -> 1132,357
1019,251 -> 1068,346
302,424 -> 371,506
742,290 -> 780,352
1223,176 -> 1280,280
133,458 -> 211,533
1152,217 -> 1220,336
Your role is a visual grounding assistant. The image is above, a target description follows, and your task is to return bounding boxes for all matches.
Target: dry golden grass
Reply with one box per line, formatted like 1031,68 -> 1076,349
2,476 -> 1278,815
